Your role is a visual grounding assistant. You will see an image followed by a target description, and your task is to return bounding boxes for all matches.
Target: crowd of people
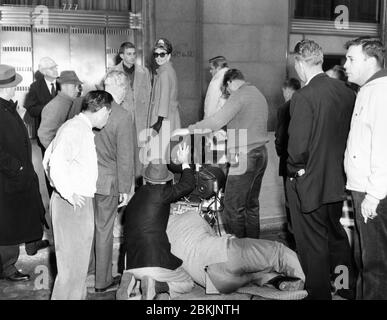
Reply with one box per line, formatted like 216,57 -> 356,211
0,35 -> 386,301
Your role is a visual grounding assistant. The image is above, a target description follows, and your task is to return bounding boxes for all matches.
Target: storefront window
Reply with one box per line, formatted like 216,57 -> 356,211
293,0 -> 381,23
0,0 -> 131,11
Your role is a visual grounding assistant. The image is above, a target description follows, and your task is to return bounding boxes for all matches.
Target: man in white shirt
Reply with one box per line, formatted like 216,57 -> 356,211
43,90 -> 112,300
344,36 -> 387,300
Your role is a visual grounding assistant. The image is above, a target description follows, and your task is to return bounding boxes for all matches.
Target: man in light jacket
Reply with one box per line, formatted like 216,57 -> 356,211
344,36 -> 387,300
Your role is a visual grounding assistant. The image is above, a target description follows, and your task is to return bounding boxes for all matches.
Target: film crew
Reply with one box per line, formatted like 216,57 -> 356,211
43,91 -> 113,300
173,68 -> 269,239
167,210 -> 306,298
117,143 -> 195,300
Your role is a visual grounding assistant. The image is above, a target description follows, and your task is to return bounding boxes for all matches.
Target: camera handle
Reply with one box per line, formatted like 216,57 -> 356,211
213,181 -> 222,236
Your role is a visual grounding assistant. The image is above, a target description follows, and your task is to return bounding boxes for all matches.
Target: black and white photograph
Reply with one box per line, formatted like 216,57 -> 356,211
0,0 -> 387,310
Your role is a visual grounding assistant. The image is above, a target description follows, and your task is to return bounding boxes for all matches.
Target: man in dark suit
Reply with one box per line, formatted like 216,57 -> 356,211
25,57 -> 58,140
287,40 -> 356,300
275,78 -> 301,250
25,57 -> 58,198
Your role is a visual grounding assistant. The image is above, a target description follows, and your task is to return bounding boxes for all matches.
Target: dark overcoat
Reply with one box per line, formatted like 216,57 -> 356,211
287,74 -> 356,213
123,168 -> 195,270
0,98 -> 44,246
24,76 -> 53,128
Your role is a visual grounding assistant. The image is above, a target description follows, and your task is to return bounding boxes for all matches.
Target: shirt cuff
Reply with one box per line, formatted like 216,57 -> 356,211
365,194 -> 380,206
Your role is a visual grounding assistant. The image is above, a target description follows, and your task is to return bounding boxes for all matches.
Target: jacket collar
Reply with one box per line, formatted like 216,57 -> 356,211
0,97 -> 17,112
157,61 -> 172,73
56,91 -> 75,103
305,72 -> 326,86
364,69 -> 387,86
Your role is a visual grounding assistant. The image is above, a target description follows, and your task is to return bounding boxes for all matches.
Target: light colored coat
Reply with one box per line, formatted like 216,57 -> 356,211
110,62 -> 151,140
345,72 -> 387,201
204,67 -> 229,119
38,92 -> 75,149
148,61 -> 181,132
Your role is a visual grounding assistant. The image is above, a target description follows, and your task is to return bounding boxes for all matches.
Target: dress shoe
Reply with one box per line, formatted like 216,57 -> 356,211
116,272 -> 140,300
25,240 -> 50,256
4,271 -> 31,282
95,275 -> 121,293
267,276 -> 304,291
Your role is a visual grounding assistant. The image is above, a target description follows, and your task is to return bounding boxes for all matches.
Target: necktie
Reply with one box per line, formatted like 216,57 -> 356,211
51,83 -> 56,98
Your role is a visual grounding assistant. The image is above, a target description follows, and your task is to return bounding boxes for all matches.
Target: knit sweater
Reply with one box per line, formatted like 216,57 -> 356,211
188,83 -> 269,154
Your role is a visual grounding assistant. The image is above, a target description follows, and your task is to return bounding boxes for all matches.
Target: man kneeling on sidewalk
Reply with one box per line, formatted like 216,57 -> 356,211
117,143 -> 195,300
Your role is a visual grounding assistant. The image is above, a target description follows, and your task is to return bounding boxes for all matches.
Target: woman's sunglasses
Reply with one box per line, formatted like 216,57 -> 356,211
153,52 -> 167,58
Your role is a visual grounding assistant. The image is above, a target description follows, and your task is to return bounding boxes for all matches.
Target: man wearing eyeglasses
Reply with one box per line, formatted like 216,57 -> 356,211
287,40 -> 356,300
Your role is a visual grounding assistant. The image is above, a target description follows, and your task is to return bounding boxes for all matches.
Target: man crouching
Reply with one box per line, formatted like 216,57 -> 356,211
117,143 -> 195,300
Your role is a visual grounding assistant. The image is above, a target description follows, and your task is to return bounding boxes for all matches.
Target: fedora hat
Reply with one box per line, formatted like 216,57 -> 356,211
0,65 -> 23,88
57,70 -> 83,85
143,161 -> 174,183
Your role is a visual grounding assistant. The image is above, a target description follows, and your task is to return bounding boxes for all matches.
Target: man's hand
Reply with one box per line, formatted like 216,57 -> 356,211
176,143 -> 190,165
118,193 -> 130,208
72,194 -> 86,211
361,195 -> 379,223
172,128 -> 190,137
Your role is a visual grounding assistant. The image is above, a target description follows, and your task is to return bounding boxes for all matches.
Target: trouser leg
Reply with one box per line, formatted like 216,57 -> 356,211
50,192 -> 94,300
206,237 -> 304,294
352,191 -> 387,300
245,146 -> 267,239
38,140 -> 53,198
222,146 -> 267,239
287,179 -> 331,300
325,201 -> 356,296
0,245 -> 19,277
222,175 -> 247,238
93,194 -> 118,289
129,266 -> 194,298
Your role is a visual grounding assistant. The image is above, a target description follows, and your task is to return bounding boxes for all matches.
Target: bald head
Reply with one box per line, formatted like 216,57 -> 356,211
38,57 -> 58,81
